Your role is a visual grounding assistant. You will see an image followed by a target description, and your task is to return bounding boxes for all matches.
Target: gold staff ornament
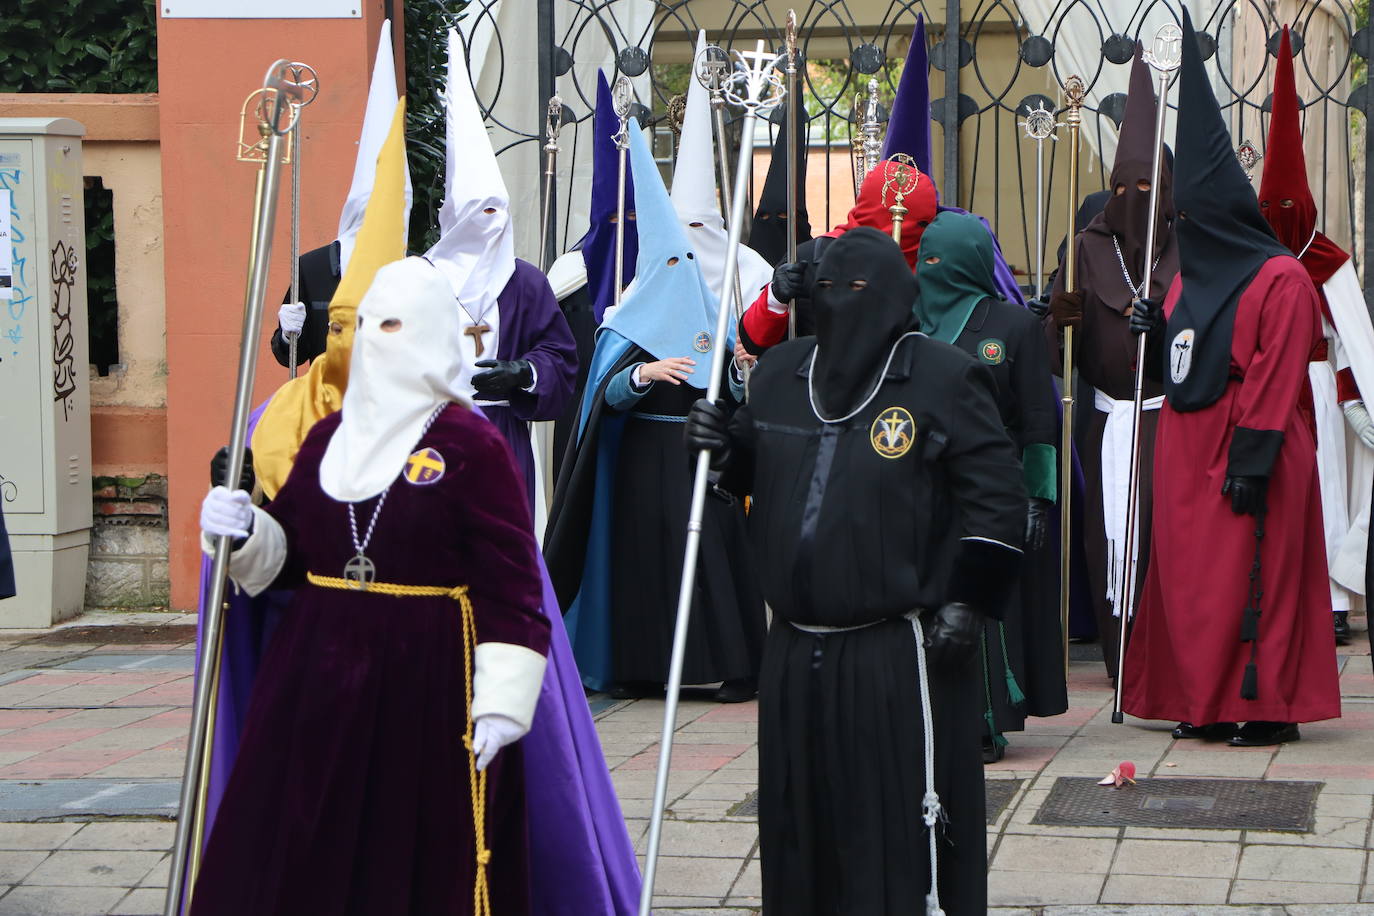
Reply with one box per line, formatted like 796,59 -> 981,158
881,152 -> 921,246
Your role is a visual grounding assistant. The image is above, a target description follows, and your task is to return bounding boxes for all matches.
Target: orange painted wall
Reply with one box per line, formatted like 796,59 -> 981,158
159,4 -> 400,610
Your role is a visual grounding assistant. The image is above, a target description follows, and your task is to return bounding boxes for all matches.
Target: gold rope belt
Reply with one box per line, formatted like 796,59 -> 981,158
306,572 -> 493,916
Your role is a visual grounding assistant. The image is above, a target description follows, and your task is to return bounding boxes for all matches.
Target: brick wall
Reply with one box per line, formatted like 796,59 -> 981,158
86,476 -> 169,609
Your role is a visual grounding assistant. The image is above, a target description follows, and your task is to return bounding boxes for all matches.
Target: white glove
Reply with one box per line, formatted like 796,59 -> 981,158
278,301 -> 307,337
200,486 -> 254,540
471,713 -> 525,772
1343,399 -> 1374,449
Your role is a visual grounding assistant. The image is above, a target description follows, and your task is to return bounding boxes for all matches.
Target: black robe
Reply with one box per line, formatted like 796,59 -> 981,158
270,242 -> 341,368
552,282 -> 596,477
546,346 -> 764,688
717,334 -> 1025,916
0,499 -> 14,600
952,298 -> 1068,732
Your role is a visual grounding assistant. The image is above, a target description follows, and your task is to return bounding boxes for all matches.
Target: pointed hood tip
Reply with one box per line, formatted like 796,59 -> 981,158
880,14 -> 932,175
670,30 -> 719,221
337,18 -> 403,276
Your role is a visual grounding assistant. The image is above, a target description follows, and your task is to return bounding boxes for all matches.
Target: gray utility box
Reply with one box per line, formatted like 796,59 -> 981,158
0,118 -> 92,627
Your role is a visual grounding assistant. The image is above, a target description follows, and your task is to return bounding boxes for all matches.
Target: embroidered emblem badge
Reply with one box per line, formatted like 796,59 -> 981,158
1170,328 -> 1195,384
693,331 -> 712,353
870,407 -> 916,459
978,338 -> 1006,365
404,447 -> 446,485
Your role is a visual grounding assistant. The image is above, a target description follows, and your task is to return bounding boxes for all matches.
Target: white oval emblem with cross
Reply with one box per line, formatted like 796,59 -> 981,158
1170,329 -> 1195,384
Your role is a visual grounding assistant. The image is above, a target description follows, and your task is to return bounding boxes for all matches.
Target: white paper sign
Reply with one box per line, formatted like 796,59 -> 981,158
0,189 -> 11,302
162,0 -> 360,17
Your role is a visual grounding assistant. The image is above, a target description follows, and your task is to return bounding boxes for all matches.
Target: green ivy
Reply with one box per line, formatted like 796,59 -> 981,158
404,0 -> 468,253
0,0 -> 157,94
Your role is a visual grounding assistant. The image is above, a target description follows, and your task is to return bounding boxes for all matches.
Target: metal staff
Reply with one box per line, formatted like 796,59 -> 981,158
695,44 -> 747,323
1021,97 -> 1066,672
539,94 -> 563,272
851,78 -> 883,194
1113,24 -> 1183,724
1020,100 -> 1058,298
784,9 -> 800,338
1059,75 -> 1086,679
283,62 -> 319,379
612,76 -> 633,309
637,41 -> 785,916
164,61 -> 301,916
881,152 -> 920,245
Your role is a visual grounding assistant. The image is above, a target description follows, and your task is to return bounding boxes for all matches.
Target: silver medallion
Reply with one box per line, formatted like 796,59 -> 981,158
344,553 -> 376,589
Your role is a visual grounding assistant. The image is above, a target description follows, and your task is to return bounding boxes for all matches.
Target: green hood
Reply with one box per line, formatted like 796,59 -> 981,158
916,211 -> 1000,343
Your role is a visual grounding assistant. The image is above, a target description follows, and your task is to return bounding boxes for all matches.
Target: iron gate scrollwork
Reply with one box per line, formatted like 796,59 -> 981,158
456,0 -> 1369,300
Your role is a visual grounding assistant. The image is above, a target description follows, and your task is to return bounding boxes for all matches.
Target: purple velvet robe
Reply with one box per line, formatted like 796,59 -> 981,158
479,259 -> 578,508
193,406 -> 551,914
192,402 -> 641,914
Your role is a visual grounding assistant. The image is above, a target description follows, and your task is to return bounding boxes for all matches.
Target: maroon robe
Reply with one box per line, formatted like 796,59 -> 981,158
192,405 -> 551,916
1122,258 -> 1341,725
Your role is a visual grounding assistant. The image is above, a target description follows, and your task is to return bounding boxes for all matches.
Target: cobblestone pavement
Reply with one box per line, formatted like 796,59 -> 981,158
0,611 -> 1370,914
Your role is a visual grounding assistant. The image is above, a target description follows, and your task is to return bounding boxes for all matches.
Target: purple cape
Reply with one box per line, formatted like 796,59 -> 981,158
479,259 -> 579,510
192,403 -> 639,914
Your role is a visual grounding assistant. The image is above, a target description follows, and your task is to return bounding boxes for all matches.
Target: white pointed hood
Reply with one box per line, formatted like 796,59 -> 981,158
336,20 -> 411,276
671,30 -> 774,308
424,28 -> 517,325
320,257 -> 472,502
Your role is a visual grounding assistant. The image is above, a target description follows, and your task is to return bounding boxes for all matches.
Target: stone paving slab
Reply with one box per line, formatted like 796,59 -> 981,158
0,614 -> 1369,911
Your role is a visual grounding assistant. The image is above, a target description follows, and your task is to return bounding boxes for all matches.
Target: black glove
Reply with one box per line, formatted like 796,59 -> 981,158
923,602 -> 983,667
210,446 -> 255,493
1050,289 -> 1084,328
1027,296 -> 1050,319
1222,475 -> 1267,517
1129,296 -> 1161,336
1025,498 -> 1052,551
472,359 -> 534,398
771,261 -> 806,303
685,398 -> 731,460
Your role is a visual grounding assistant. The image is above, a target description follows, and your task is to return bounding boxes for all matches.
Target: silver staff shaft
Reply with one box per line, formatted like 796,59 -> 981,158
1034,138 -> 1046,297
709,91 -> 747,322
613,78 -> 632,310
638,43 -> 781,916
1059,76 -> 1085,680
539,95 -> 562,273
164,64 -> 297,916
287,116 -> 301,379
785,10 -> 800,338
1113,58 -> 1175,724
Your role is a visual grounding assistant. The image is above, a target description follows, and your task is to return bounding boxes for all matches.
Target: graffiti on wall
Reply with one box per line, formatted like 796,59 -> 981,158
50,240 -> 77,420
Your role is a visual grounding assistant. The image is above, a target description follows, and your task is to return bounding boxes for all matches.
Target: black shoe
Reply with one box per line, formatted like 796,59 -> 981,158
1229,721 -> 1300,747
982,736 -> 1006,764
607,681 -> 660,700
1334,612 -> 1352,645
1171,722 -> 1239,740
712,678 -> 757,703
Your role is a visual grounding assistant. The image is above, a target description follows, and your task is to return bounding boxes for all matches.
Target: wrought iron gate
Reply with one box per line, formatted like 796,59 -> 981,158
465,0 -> 1369,298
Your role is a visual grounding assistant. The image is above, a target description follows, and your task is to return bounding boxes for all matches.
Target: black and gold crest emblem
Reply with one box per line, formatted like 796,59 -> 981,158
870,406 -> 915,459
978,338 -> 1006,365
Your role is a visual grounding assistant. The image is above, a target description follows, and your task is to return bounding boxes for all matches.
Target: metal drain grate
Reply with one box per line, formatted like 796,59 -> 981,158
729,778 -> 1024,825
1032,777 -> 1321,831
985,778 -> 1023,823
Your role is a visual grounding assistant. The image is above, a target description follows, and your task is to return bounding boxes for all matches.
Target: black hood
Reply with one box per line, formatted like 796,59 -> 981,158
749,95 -> 812,265
811,227 -> 918,418
1163,9 -> 1288,411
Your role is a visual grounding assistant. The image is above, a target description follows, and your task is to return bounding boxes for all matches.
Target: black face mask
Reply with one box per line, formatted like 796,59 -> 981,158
811,226 -> 919,417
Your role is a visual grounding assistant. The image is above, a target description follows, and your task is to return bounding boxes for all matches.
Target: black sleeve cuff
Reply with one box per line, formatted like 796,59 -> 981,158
738,318 -> 767,357
948,537 -> 1022,619
1228,426 -> 1284,478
